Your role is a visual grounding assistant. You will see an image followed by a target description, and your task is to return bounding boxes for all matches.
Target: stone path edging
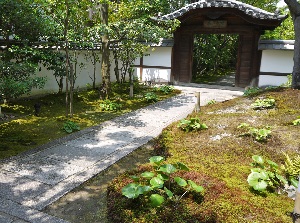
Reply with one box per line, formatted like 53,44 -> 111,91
0,84 -> 243,223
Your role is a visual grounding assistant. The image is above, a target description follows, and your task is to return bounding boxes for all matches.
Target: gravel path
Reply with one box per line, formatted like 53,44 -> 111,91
0,84 -> 243,223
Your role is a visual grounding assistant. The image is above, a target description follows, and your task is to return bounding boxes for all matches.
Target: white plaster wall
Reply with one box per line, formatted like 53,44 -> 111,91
133,47 -> 172,82
260,50 -> 293,73
20,46 -> 172,96
30,50 -> 118,95
258,75 -> 288,87
133,67 -> 171,83
143,47 -> 171,66
259,49 -> 293,87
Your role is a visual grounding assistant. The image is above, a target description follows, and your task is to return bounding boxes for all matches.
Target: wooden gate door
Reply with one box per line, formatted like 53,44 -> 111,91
172,33 -> 194,83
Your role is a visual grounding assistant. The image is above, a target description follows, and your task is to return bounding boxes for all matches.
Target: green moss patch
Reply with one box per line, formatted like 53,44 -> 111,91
107,88 -> 299,223
0,84 -> 179,160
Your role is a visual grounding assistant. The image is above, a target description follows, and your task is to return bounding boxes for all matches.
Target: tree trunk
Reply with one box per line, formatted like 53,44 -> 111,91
100,3 -> 111,98
129,68 -> 134,98
284,0 -> 300,89
292,16 -> 300,89
59,77 -> 64,93
113,49 -> 120,83
64,0 -> 70,117
69,63 -> 74,117
93,51 -> 97,89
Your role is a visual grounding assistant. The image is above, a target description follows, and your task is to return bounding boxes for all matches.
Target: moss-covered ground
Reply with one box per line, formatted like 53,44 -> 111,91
0,83 -> 179,160
105,88 -> 299,222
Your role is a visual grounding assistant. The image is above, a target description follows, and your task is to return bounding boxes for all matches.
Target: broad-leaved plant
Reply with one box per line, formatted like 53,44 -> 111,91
247,155 -> 288,192
178,117 -> 208,132
122,156 -> 204,207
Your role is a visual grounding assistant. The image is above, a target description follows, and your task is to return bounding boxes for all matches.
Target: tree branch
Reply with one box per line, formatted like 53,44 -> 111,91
284,0 -> 300,16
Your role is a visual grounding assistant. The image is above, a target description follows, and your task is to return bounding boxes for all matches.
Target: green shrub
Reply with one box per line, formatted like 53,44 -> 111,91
144,92 -> 158,103
243,87 -> 262,96
111,78 -> 146,95
158,85 -> 174,94
63,121 -> 80,133
178,117 -> 208,132
251,98 -> 275,110
100,99 -> 122,111
247,155 -> 287,192
281,74 -> 292,88
121,156 -> 204,207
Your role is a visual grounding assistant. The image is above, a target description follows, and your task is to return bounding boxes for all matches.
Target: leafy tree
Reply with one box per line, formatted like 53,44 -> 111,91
0,0 -> 50,101
284,0 -> 300,89
86,1 -> 113,98
0,61 -> 46,101
36,0 -> 92,116
108,0 -> 178,96
242,0 -> 279,11
263,7 -> 295,40
40,51 -> 67,94
0,0 -> 51,44
84,45 -> 101,89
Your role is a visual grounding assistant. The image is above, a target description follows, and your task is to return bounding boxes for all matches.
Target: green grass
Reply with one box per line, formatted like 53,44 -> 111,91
107,88 -> 300,223
0,83 -> 180,159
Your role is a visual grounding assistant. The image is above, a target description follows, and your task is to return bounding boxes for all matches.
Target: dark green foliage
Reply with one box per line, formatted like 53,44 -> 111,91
0,61 -> 46,100
0,0 -> 54,100
192,34 -> 238,84
0,0 -> 52,42
100,100 -> 122,111
63,120 -> 80,133
244,86 -> 285,97
144,92 -> 158,103
243,87 -> 262,96
111,80 -> 146,96
153,85 -> 175,95
121,156 -> 204,207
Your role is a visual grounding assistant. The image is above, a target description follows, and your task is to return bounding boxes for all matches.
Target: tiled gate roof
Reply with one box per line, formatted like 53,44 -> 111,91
156,0 -> 287,21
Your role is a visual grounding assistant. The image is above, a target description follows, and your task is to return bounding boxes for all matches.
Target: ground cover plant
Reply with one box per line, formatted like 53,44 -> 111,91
177,117 -> 208,132
105,88 -> 299,223
247,155 -> 289,192
62,120 -> 80,133
121,156 -> 204,207
144,92 -> 158,103
237,123 -> 272,142
0,83 -> 180,159
251,98 -> 276,110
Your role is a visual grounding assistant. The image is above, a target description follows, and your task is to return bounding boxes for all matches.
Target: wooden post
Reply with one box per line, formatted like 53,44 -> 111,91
140,57 -> 143,81
194,92 -> 200,112
293,177 -> 300,223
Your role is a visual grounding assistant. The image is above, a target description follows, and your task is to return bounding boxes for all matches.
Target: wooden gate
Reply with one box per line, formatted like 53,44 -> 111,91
158,1 -> 287,87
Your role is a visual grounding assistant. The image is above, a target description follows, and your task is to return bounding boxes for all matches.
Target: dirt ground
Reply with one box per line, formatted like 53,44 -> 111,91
43,142 -> 155,223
